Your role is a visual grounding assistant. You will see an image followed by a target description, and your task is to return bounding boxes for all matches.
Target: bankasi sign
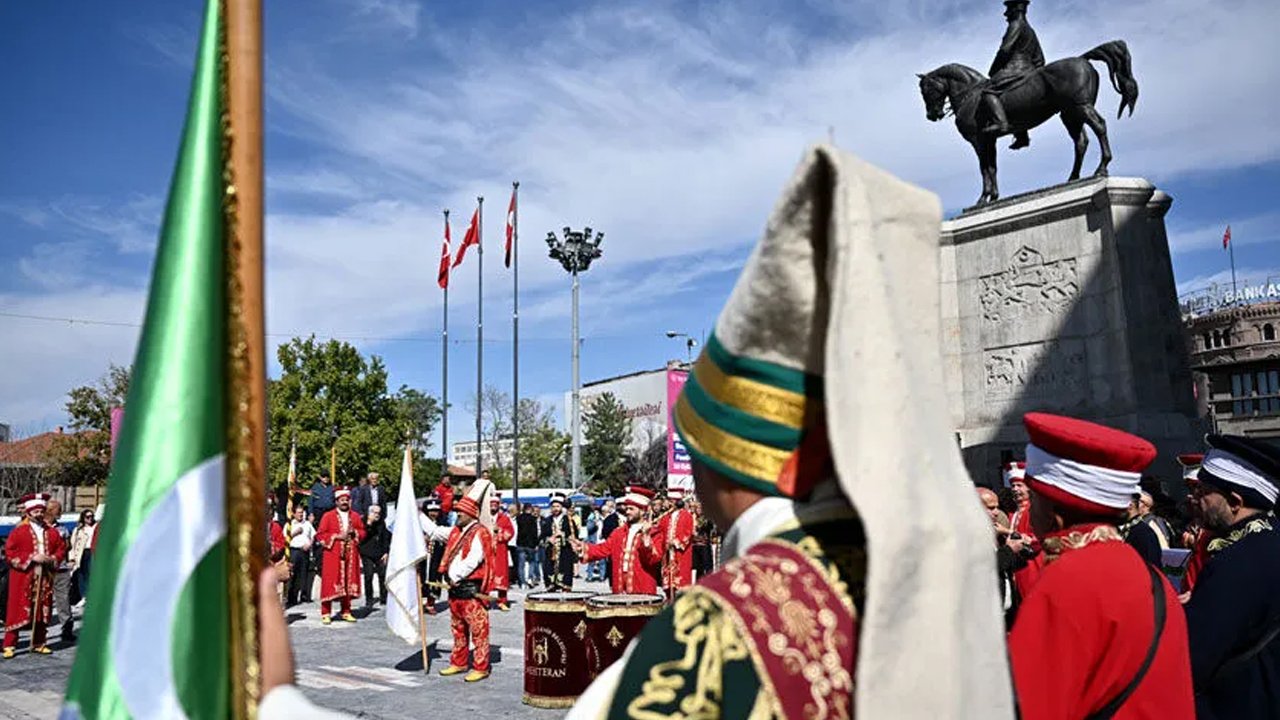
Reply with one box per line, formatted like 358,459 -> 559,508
1180,280 -> 1280,317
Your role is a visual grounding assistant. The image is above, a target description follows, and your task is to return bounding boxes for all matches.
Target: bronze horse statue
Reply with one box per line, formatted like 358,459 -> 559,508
919,40 -> 1138,206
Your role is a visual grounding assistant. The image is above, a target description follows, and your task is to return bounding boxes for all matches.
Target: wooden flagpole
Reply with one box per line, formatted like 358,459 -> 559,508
415,565 -> 430,672
225,0 -> 268,715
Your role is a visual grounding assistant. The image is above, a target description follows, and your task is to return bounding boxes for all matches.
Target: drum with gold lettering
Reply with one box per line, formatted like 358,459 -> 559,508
523,591 -> 595,708
585,594 -> 664,679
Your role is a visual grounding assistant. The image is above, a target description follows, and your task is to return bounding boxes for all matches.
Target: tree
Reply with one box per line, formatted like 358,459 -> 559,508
46,364 -> 131,486
581,392 -> 631,495
626,433 -> 669,490
468,384 -> 513,480
266,336 -> 439,497
517,399 -> 571,488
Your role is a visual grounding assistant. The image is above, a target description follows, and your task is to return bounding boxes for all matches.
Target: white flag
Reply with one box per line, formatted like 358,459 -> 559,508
385,446 -> 428,644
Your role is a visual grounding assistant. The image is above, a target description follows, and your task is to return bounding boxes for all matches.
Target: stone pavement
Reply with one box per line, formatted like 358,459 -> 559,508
0,578 -> 613,719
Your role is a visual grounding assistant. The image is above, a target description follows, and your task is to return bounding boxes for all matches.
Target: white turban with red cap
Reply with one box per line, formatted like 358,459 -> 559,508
1023,412 -> 1155,516
620,485 -> 654,510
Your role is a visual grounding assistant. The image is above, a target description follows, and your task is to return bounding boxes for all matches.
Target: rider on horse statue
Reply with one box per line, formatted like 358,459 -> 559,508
983,0 -> 1044,150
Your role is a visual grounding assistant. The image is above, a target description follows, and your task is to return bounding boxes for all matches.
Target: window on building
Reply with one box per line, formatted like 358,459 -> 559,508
1265,324 -> 1276,341
1224,330 -> 1232,347
1232,373 -> 1244,415
1202,332 -> 1212,349
1257,370 -> 1280,416
1213,330 -> 1222,348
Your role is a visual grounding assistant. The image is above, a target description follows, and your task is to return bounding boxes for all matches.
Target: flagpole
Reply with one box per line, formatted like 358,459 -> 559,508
1229,226 -> 1238,306
442,210 -> 450,476
476,196 -> 484,476
511,182 -> 521,506
225,0 -> 267,715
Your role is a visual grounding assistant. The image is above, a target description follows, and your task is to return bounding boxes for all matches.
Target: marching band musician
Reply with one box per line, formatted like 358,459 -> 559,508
3,493 -> 65,657
489,493 -> 515,611
571,486 -> 664,595
541,492 -> 578,591
438,479 -> 498,683
659,487 -> 695,600
314,488 -> 365,625
565,145 -> 1012,720
418,496 -> 450,614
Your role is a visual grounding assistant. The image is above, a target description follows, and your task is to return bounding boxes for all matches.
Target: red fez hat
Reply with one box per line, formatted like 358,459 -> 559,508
455,495 -> 480,519
1023,412 -> 1155,516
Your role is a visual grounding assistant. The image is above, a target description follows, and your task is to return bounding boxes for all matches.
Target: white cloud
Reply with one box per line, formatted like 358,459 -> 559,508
5,0 -> 1280,429
1167,211 -> 1280,256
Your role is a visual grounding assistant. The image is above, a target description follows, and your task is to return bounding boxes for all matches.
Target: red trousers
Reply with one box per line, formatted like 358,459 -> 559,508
4,622 -> 47,649
449,598 -> 490,672
321,597 -> 352,618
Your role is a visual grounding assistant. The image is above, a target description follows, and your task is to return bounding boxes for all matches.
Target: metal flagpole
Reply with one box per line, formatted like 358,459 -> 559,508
476,196 -> 484,476
442,210 -> 450,475
1229,226 -> 1239,306
511,182 -> 520,506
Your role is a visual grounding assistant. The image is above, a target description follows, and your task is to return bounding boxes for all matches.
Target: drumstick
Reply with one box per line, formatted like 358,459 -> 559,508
424,580 -> 497,605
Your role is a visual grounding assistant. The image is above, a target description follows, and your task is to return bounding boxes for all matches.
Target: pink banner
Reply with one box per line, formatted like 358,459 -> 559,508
666,369 -> 691,481
110,406 -> 124,457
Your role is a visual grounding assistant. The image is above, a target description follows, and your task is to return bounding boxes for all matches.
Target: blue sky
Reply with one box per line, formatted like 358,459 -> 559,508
2,0 -> 1278,454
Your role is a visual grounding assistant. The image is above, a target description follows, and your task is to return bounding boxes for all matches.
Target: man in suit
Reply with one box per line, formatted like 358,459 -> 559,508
353,472 -> 385,518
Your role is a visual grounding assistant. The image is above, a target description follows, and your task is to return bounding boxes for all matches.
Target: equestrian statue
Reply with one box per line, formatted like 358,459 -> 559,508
918,0 -> 1138,206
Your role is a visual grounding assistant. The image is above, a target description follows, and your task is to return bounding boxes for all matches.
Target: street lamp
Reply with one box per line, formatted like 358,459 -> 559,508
546,227 -> 605,491
666,330 -> 699,363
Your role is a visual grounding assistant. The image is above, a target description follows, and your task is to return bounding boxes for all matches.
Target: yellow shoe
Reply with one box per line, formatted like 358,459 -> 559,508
321,616 -> 332,625
464,670 -> 489,683
341,613 -> 357,623
2,648 -> 13,660
438,665 -> 467,677
32,646 -> 52,655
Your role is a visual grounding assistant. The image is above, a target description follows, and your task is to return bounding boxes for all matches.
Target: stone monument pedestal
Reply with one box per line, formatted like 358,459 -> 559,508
940,177 -> 1200,487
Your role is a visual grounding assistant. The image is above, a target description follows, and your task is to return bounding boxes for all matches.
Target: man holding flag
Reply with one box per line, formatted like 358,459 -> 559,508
4,493 -> 65,658
438,479 -> 497,682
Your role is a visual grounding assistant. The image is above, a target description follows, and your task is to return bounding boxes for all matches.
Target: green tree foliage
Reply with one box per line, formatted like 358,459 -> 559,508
581,392 -> 631,495
266,336 -> 441,498
47,364 -> 132,486
518,398 -> 571,488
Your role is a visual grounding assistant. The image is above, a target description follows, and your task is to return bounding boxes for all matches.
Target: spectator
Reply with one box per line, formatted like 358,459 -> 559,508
353,472 -> 385,517
359,505 -> 390,608
44,499 -> 75,642
599,500 -> 620,584
68,508 -> 96,609
515,502 -> 541,587
286,505 -> 315,606
585,506 -> 605,581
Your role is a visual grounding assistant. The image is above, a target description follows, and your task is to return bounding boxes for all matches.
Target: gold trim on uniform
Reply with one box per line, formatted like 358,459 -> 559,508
586,606 -> 663,620
525,599 -> 591,613
524,693 -> 578,709
693,356 -> 813,430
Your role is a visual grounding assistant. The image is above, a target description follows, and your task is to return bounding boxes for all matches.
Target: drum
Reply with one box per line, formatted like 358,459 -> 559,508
585,594 -> 664,679
523,591 -> 596,708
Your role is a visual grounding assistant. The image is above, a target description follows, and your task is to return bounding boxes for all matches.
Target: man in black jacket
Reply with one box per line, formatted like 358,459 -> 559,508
599,499 -> 620,585
514,502 -> 540,588
359,505 -> 390,608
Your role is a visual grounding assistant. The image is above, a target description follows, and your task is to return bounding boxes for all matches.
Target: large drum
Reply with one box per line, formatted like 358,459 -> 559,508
523,591 -> 596,708
585,594 -> 664,679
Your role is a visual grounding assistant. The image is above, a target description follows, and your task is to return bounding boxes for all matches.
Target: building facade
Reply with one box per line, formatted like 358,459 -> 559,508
450,435 -> 523,473
1184,299 -> 1280,446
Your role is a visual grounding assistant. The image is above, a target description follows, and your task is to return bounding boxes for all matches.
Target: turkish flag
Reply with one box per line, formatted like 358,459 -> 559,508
453,207 -> 480,268
437,216 -> 452,289
504,188 -> 516,268
1223,225 -> 1232,249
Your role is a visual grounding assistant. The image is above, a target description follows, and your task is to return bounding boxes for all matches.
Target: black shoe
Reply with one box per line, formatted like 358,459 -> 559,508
61,622 -> 76,643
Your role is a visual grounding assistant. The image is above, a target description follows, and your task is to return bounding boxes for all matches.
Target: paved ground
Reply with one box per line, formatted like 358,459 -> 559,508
0,578 -> 613,719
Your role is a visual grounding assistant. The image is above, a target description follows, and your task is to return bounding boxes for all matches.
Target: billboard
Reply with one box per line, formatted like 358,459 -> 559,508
666,368 -> 692,489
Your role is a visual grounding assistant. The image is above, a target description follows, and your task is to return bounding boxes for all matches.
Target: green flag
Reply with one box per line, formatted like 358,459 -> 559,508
62,0 -> 229,717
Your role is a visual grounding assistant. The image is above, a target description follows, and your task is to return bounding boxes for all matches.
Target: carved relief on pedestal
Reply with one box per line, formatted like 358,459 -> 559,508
984,341 -> 1087,402
979,246 -> 1080,325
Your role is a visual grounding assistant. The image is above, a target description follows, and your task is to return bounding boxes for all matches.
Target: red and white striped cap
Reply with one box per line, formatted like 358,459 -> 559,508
1001,462 -> 1026,488
334,488 -> 351,500
621,485 -> 655,510
21,493 -> 49,512
1177,453 -> 1205,481
1022,412 -> 1155,516
666,486 -> 686,500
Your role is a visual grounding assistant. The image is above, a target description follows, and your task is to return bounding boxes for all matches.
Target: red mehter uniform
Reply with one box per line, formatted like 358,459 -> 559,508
439,503 -> 497,678
4,495 -> 66,653
1011,531 -> 1193,719
660,492 -> 695,598
1005,462 -> 1044,599
584,522 -> 663,594
316,501 -> 366,620
489,498 -> 514,609
1008,412 -> 1193,720
433,481 -> 455,516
